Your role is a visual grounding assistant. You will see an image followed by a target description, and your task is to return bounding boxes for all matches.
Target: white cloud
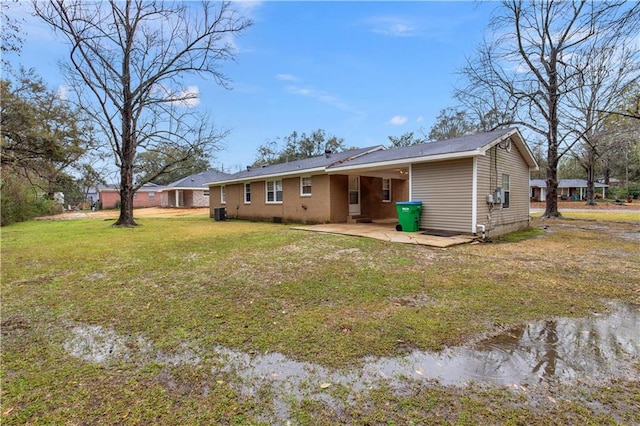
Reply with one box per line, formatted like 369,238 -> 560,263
416,115 -> 424,123
389,115 -> 408,126
275,73 -> 297,81
57,85 -> 69,101
231,1 -> 263,14
366,16 -> 417,37
155,84 -> 200,107
285,85 -> 350,111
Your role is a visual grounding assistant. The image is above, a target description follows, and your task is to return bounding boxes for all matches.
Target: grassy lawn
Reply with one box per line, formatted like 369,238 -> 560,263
2,213 -> 639,424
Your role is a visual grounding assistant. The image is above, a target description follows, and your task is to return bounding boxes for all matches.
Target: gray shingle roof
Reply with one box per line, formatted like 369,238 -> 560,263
165,169 -> 231,189
206,128 -> 537,186
530,179 -> 608,188
328,128 -> 518,169
207,146 -> 383,184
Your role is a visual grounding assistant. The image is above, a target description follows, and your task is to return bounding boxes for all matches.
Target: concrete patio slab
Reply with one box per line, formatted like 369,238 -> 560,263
292,223 -> 476,248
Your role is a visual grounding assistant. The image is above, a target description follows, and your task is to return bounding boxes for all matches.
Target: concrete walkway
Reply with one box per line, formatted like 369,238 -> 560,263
292,222 -> 476,248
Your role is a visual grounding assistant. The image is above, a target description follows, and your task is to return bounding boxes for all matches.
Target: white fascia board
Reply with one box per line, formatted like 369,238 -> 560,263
205,167 -> 326,187
158,187 -> 207,192
326,150 -> 482,174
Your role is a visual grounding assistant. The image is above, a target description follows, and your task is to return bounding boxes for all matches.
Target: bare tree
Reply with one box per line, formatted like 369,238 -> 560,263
565,42 -> 639,205
34,1 -> 252,226
457,0 -> 639,217
1,0 -> 23,55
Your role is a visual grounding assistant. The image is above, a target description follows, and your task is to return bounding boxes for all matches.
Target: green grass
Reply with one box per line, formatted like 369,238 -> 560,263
2,214 -> 639,424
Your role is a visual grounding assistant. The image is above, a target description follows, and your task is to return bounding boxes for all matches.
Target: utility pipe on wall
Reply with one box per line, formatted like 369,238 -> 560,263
476,224 -> 486,240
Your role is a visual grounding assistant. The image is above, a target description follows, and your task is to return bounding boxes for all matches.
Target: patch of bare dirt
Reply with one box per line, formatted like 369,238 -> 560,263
530,200 -> 637,210
36,207 -> 210,220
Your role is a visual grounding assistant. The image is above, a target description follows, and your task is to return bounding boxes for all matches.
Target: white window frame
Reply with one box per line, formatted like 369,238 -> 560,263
244,183 -> 251,204
148,192 -> 155,200
220,185 -> 226,204
300,176 -> 312,197
382,178 -> 391,202
266,179 -> 283,204
502,174 -> 510,208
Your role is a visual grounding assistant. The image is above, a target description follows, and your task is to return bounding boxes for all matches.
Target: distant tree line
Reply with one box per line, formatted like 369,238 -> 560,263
252,129 -> 346,167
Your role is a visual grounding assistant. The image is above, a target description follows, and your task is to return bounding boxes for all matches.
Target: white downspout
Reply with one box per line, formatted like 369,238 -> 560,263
471,157 -> 478,234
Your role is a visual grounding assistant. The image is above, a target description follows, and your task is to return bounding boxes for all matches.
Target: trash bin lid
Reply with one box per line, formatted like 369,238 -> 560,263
396,201 -> 422,205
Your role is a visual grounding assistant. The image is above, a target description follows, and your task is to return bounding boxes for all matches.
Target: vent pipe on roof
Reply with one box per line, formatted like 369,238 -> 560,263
246,166 -> 251,171
325,149 -> 332,158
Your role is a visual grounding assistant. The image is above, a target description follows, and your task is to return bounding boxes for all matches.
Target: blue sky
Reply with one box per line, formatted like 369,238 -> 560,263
5,1 -> 497,175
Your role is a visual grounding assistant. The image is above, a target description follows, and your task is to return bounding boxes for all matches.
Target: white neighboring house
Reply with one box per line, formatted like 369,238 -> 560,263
530,179 -> 608,201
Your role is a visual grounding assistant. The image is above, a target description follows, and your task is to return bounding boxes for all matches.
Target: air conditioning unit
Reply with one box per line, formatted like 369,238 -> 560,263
214,207 -> 227,221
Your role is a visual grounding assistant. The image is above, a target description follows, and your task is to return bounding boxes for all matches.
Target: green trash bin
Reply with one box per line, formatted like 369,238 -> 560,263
396,201 -> 422,232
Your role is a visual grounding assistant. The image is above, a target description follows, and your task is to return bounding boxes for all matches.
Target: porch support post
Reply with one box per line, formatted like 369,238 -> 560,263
409,164 -> 413,200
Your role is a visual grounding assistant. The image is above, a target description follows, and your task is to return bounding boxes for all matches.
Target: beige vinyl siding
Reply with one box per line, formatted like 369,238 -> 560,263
412,158 -> 474,233
476,142 -> 532,236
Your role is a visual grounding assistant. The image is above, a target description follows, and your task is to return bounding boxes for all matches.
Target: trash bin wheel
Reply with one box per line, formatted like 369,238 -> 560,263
395,224 -> 402,232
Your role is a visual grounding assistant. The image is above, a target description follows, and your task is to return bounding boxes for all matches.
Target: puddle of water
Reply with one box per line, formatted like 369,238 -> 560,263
64,303 -> 639,421
364,302 -> 639,388
64,325 -> 200,366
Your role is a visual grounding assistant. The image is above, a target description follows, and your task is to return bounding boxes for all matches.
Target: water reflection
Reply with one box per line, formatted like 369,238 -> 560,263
64,302 -> 639,415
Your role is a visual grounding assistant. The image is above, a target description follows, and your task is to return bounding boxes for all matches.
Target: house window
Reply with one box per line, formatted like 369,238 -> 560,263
244,183 -> 251,204
382,178 -> 391,202
221,185 -> 226,204
300,177 -> 312,196
502,174 -> 510,208
266,180 -> 283,203
148,192 -> 155,200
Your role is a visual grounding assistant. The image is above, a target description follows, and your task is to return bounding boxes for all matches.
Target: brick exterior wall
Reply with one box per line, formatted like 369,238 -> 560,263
209,174 -> 409,224
98,190 -> 161,209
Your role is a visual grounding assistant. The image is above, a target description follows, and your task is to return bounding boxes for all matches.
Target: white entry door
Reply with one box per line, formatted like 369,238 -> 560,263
348,176 -> 360,215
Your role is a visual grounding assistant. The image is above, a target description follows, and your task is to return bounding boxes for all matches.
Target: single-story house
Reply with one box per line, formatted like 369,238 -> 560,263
98,183 -> 162,209
159,169 -> 230,207
530,179 -> 608,201
207,128 -> 538,237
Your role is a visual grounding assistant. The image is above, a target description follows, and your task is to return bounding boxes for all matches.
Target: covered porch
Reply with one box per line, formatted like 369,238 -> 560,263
338,166 -> 410,223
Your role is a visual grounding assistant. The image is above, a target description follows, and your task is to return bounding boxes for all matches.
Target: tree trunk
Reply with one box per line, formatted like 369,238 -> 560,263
114,158 -> 137,227
585,147 -> 597,206
114,22 -> 137,228
543,49 -> 561,219
544,167 -> 560,218
603,164 -> 611,199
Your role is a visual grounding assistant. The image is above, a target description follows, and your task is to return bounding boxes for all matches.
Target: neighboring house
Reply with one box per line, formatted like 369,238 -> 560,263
98,183 -> 162,209
159,169 -> 230,208
530,179 -> 608,201
85,187 -> 99,206
207,128 -> 539,237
